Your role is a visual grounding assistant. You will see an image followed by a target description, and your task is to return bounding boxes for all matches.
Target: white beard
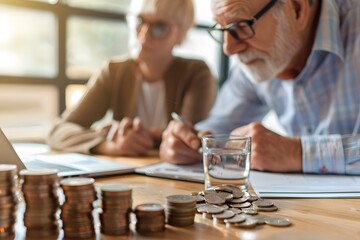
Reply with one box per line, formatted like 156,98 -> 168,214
236,12 -> 302,84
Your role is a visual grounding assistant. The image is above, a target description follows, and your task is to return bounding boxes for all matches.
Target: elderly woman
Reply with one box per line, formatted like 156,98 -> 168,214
47,0 -> 217,157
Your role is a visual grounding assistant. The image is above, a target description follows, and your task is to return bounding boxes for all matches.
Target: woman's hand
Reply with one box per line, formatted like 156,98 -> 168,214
91,117 -> 155,156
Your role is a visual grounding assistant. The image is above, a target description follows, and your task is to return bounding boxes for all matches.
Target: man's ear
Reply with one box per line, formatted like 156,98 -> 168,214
290,0 -> 310,31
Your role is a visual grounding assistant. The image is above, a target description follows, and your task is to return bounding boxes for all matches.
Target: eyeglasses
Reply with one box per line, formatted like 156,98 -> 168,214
134,16 -> 171,39
207,0 -> 278,43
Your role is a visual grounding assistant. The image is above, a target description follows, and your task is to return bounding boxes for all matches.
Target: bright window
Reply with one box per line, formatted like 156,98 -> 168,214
0,5 -> 57,77
67,17 -> 129,79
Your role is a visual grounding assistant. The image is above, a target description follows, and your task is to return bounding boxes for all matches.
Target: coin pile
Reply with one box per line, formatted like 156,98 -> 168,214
99,184 -> 132,236
194,184 -> 292,229
0,165 -> 19,238
20,169 -> 60,238
134,203 -> 165,233
166,195 -> 197,227
60,177 -> 97,239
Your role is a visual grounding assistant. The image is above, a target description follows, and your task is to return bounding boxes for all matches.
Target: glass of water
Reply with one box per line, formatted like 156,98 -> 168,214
202,135 -> 252,191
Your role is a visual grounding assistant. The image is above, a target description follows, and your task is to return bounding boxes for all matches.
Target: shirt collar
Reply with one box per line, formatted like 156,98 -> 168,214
312,0 -> 344,61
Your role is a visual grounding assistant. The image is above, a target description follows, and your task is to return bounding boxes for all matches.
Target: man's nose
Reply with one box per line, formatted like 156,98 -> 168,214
223,31 -> 247,56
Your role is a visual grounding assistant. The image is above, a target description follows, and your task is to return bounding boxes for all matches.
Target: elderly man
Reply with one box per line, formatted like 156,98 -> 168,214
160,0 -> 360,175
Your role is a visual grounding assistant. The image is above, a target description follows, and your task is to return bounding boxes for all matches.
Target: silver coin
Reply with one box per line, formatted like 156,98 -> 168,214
215,192 -> 233,201
247,195 -> 259,202
255,205 -> 278,212
227,208 -> 242,214
204,193 -> 226,205
197,205 -> 224,214
224,214 -> 246,224
265,217 -> 292,227
195,195 -> 205,203
242,208 -> 258,215
212,210 -> 235,220
212,185 -> 233,193
252,199 -> 274,208
218,204 -> 229,210
230,197 -> 248,204
249,215 -> 269,224
233,218 -> 258,228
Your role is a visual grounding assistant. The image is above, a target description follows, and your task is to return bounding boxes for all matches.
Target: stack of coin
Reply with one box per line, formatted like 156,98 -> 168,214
166,195 -> 196,227
20,169 -> 59,238
134,203 -> 165,233
99,184 -> 132,236
60,177 -> 97,239
0,165 -> 19,238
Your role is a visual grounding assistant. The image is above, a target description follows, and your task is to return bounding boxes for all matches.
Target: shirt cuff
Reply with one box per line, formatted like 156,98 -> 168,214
301,135 -> 345,174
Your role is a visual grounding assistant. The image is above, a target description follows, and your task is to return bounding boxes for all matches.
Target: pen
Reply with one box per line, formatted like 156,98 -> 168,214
171,112 -> 202,153
171,112 -> 197,133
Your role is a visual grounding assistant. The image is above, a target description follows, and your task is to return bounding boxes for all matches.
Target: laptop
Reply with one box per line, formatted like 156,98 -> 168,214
0,128 -> 134,177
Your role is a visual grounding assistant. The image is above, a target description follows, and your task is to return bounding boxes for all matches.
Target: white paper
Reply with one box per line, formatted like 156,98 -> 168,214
135,162 -> 204,183
250,171 -> 360,198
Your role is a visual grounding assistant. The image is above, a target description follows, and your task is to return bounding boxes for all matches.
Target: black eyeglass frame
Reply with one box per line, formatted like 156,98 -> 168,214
207,0 -> 278,43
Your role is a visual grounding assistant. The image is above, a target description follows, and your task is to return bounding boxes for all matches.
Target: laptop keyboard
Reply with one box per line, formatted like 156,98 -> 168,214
26,161 -> 81,172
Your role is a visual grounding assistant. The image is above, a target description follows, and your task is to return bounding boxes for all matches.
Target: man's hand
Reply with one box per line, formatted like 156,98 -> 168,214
231,123 -> 302,172
160,120 -> 206,164
92,117 -> 154,156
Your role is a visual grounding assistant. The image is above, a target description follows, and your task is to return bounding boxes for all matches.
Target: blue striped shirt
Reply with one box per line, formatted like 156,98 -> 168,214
197,0 -> 360,175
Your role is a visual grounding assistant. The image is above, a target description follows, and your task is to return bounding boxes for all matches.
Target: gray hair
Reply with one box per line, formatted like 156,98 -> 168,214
272,0 -> 316,18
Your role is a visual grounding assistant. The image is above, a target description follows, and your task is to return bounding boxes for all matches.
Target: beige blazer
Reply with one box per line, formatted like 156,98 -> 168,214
47,56 -> 217,152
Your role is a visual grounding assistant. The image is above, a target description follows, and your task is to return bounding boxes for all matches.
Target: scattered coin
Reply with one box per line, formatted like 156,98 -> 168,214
228,208 -> 242,214
252,199 -> 274,208
204,193 -> 226,205
224,214 -> 247,224
265,217 -> 292,227
255,205 -> 278,212
197,205 -> 224,214
242,208 -> 258,215
233,218 -> 258,229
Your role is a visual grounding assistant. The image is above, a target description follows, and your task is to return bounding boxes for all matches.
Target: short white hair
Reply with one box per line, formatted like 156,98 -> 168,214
129,0 -> 194,43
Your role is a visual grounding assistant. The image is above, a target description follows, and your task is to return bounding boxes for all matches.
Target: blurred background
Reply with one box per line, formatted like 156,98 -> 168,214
0,0 -> 282,143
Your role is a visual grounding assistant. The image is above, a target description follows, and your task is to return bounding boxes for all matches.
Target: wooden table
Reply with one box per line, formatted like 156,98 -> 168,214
12,155 -> 360,240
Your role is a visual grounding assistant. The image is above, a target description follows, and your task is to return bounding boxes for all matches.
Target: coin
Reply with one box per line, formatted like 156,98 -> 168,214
242,207 -> 258,215
135,203 -> 164,214
197,205 -> 224,214
227,208 -> 242,214
224,214 -> 247,224
255,205 -> 278,212
265,217 -> 292,227
233,218 -> 258,228
252,199 -> 274,208
212,210 -> 235,220
222,185 -> 244,198
204,193 -> 226,205
230,197 -> 248,204
60,177 -> 95,189
249,214 -> 270,225
247,195 -> 259,202
20,169 -> 58,181
166,195 -> 196,204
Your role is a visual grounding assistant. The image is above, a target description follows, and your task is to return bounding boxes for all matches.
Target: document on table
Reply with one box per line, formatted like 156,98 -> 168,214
135,162 -> 204,183
250,171 -> 360,198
